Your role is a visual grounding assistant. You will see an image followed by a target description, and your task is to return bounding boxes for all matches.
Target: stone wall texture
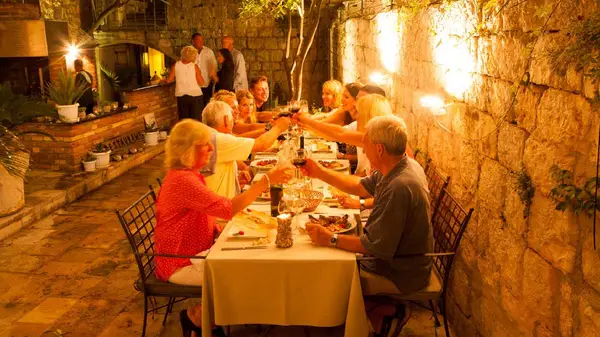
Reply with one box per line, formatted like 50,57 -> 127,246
94,0 -> 333,106
337,0 -> 600,336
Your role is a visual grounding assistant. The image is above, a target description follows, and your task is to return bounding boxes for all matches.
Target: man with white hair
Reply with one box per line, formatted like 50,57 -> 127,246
202,101 -> 290,198
301,114 -> 432,296
222,35 -> 248,91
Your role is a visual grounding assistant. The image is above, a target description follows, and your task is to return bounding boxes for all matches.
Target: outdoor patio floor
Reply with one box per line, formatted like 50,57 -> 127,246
0,155 -> 451,337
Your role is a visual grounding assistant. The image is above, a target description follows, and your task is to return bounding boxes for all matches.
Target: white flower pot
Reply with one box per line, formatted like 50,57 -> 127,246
0,151 -> 29,217
56,103 -> 79,123
145,131 -> 159,146
82,160 -> 96,172
92,150 -> 111,169
159,131 -> 168,140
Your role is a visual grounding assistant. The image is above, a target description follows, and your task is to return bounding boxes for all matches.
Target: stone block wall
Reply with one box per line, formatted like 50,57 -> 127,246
0,3 -> 41,20
16,85 -> 177,172
337,1 -> 600,336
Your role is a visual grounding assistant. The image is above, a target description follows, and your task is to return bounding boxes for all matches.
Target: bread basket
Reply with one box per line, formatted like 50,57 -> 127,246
301,189 -> 324,212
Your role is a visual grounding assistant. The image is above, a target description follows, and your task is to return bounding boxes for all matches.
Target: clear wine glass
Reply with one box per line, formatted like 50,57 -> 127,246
292,148 -> 308,179
299,99 -> 308,113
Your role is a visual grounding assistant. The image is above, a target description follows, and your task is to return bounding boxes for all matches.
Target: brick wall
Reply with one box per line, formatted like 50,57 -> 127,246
0,3 -> 41,20
16,85 -> 177,172
48,55 -> 67,87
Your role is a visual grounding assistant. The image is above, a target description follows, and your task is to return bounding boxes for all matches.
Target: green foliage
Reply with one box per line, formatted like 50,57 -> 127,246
516,168 -> 535,218
0,125 -> 29,179
145,121 -> 158,132
550,165 -> 599,217
45,71 -> 89,105
82,152 -> 96,162
93,142 -> 109,153
0,82 -> 56,128
549,12 -> 600,85
100,64 -> 120,89
238,0 -> 299,19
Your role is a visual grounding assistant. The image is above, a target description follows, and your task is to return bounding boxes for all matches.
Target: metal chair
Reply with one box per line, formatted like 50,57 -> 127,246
425,163 -> 450,210
115,188 -> 205,337
357,187 -> 474,337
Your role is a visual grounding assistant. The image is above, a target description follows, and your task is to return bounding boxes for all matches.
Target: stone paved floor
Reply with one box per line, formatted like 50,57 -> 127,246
0,155 -> 450,337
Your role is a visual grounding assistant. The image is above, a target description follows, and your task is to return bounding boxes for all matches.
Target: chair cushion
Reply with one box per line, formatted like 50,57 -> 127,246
385,269 -> 443,301
136,274 -> 203,297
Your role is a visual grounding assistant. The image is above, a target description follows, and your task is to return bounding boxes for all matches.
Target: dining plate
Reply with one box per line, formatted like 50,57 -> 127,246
302,214 -> 357,234
227,224 -> 268,239
250,158 -> 278,170
318,160 -> 349,171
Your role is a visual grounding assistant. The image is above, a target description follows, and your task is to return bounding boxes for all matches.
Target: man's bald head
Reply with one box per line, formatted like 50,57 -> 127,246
222,36 -> 234,51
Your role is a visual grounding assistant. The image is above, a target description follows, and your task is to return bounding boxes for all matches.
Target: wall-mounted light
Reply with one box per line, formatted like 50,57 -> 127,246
369,72 -> 388,86
65,44 -> 80,68
143,52 -> 149,66
420,95 -> 452,133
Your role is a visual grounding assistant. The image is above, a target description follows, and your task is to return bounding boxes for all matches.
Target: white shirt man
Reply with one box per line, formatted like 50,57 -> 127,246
192,33 -> 217,104
222,36 -> 248,91
201,101 -> 290,198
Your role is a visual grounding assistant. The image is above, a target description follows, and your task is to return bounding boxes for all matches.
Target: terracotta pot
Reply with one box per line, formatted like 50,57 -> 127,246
0,151 -> 29,217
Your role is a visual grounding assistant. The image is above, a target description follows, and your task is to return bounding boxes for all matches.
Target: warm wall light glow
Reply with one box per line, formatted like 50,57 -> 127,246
420,95 -> 447,116
431,10 -> 475,99
65,45 -> 79,68
376,12 -> 400,73
342,20 -> 358,85
143,52 -> 149,66
369,72 -> 388,85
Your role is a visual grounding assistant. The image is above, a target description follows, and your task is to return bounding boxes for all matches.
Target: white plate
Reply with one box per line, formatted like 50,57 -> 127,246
310,143 -> 333,153
250,158 -> 278,170
317,160 -> 349,171
302,214 -> 357,234
227,224 -> 268,239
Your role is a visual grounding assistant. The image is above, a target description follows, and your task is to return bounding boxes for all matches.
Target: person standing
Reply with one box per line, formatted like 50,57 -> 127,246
192,32 -> 218,106
215,48 -> 235,92
73,59 -> 94,114
222,35 -> 248,91
162,46 -> 204,121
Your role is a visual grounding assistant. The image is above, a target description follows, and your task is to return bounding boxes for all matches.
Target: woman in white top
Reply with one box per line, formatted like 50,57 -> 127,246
163,45 -> 205,120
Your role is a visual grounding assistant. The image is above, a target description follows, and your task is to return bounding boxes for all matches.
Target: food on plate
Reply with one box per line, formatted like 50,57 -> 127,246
318,160 -> 345,170
307,214 -> 350,233
253,238 -> 271,246
233,209 -> 277,231
255,159 -> 277,167
312,143 -> 331,152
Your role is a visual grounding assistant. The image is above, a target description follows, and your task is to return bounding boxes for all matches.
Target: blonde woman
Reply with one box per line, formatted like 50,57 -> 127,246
315,82 -> 361,125
297,94 -> 392,175
154,119 -> 291,337
163,45 -> 205,120
322,79 -> 343,112
212,89 -> 267,138
236,89 -> 257,124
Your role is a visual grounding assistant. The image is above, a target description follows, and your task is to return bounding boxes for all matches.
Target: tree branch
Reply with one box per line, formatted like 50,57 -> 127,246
87,0 -> 131,35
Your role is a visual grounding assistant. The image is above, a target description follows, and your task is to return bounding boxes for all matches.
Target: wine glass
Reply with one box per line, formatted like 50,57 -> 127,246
299,99 -> 308,113
279,197 -> 306,232
292,148 -> 308,179
289,100 -> 301,114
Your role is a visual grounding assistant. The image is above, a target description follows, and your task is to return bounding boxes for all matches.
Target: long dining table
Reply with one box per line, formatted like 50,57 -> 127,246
201,142 -> 370,337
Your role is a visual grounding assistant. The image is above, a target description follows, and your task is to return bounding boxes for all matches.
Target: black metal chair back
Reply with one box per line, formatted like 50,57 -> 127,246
116,189 -> 159,292
430,188 -> 474,288
425,163 -> 450,211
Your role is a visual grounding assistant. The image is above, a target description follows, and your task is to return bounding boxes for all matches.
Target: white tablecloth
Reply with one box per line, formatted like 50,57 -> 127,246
201,202 -> 369,337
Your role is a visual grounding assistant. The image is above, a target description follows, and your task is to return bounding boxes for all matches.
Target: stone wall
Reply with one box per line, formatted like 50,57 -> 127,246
0,3 -> 40,20
337,1 -> 600,336
95,0 -> 332,105
16,85 -> 177,172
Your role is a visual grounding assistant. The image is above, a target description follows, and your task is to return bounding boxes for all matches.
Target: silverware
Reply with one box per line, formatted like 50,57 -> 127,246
221,246 -> 268,251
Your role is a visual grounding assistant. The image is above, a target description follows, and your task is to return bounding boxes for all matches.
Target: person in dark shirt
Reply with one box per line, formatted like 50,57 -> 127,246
249,75 -> 274,121
215,48 -> 234,92
74,59 -> 94,114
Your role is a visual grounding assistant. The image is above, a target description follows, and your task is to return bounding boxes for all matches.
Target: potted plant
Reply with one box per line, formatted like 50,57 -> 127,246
91,143 -> 111,169
0,82 -> 56,216
144,121 -> 159,146
45,70 -> 89,123
82,153 -> 96,172
159,126 -> 168,140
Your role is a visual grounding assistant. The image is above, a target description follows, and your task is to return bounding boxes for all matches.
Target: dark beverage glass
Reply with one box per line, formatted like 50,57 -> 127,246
270,185 -> 283,217
292,158 -> 307,167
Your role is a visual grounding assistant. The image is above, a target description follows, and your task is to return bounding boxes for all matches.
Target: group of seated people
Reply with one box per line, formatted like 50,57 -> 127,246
154,77 -> 433,337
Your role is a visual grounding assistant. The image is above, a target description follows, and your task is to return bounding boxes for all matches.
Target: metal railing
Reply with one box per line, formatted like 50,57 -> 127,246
92,0 -> 168,32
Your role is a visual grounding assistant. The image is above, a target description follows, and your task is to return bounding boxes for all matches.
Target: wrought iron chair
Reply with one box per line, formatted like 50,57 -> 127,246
425,163 -> 450,210
357,187 -> 473,337
115,188 -> 205,337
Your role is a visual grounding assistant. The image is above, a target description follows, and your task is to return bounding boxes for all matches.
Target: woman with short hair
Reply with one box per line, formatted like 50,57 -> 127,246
162,45 -> 205,121
321,79 -> 343,112
155,119 -> 291,337
316,82 -> 362,126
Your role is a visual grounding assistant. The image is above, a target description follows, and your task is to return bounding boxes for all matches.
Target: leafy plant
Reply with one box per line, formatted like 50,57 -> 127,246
45,70 -> 89,105
145,121 -> 158,132
550,165 -> 599,216
93,143 -> 109,153
82,153 -> 96,162
516,168 -> 535,218
100,64 -> 120,89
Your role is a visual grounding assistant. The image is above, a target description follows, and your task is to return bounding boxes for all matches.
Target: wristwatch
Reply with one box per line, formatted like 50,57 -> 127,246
330,233 -> 339,247
359,199 -> 366,211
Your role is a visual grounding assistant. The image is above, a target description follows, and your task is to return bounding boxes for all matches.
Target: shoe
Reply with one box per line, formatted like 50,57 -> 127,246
180,310 -> 201,337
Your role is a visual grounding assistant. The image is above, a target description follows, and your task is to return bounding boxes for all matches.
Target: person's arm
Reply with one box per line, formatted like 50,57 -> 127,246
337,152 -> 358,161
251,118 -> 290,152
337,196 -> 374,209
163,65 -> 176,84
318,108 -> 347,125
298,114 -> 363,146
305,223 -> 369,254
237,128 -> 267,139
233,122 -> 265,134
257,111 -> 274,122
209,52 -> 218,82
230,166 -> 291,214
301,158 -> 371,198
194,64 -> 205,87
